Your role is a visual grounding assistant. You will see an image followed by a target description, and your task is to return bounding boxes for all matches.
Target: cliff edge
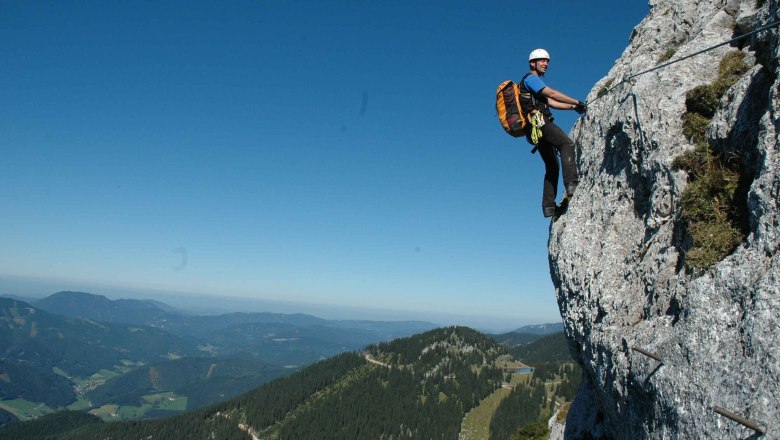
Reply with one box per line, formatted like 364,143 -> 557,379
551,0 -> 779,438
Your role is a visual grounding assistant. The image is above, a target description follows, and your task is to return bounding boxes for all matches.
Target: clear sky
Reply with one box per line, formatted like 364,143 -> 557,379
0,1 -> 649,331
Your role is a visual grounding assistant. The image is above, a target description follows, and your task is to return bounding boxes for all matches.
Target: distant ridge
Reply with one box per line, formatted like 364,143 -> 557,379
513,322 -> 563,335
0,293 -> 39,304
32,291 -> 438,340
35,291 -> 178,324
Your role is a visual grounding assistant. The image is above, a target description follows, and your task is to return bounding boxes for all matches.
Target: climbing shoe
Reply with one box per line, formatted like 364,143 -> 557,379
565,181 -> 578,198
543,206 -> 556,218
555,197 -> 570,218
553,193 -> 576,221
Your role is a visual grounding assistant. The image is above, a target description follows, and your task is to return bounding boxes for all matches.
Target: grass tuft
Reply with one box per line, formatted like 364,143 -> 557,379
684,51 -> 748,118
672,143 -> 710,177
715,51 -> 749,93
597,78 -> 615,98
673,144 -> 745,270
685,85 -> 722,118
556,402 -> 571,423
684,221 -> 743,269
509,419 -> 551,440
657,48 -> 676,65
681,112 -> 711,144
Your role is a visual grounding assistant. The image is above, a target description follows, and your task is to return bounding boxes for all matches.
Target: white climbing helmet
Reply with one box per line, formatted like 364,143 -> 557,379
529,48 -> 551,61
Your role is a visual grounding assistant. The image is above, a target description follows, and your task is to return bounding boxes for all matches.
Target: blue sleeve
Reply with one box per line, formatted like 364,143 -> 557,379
523,74 -> 546,94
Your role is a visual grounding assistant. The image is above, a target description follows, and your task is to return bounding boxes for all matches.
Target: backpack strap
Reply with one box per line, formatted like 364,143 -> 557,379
521,73 -> 538,110
521,73 -> 540,154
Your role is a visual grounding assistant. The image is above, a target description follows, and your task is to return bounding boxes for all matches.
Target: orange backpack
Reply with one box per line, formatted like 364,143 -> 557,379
496,80 -> 527,137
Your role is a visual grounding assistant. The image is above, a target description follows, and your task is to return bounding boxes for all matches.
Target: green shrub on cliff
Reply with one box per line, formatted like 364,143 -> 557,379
675,50 -> 749,270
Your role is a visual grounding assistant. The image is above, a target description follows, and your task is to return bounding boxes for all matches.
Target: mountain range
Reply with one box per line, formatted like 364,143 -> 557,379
512,322 -> 564,335
33,291 -> 437,339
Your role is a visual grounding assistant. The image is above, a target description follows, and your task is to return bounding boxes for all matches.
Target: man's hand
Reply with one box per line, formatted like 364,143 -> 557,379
574,101 -> 587,114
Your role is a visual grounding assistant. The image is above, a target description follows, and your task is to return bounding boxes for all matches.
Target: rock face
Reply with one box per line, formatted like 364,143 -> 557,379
551,0 -> 780,439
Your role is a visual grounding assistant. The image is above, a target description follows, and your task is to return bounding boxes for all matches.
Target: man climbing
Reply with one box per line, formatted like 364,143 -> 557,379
519,48 -> 587,218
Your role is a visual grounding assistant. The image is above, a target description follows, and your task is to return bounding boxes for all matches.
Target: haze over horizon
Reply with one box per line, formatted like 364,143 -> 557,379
0,274 -> 552,332
2,2 -> 650,332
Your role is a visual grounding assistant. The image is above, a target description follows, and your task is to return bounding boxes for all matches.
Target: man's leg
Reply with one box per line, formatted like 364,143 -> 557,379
537,141 -> 558,217
542,122 -> 578,196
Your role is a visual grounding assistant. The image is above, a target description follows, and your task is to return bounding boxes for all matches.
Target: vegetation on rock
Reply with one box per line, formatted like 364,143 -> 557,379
509,419 -> 551,440
597,78 -> 615,98
657,48 -> 677,65
674,50 -> 750,270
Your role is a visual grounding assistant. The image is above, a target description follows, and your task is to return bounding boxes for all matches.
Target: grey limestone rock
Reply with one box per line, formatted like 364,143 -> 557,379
551,0 -> 780,438
548,409 -> 566,440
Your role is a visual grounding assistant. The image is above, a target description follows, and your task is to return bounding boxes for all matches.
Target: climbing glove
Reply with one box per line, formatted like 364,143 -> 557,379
574,100 -> 588,115
530,111 -> 544,145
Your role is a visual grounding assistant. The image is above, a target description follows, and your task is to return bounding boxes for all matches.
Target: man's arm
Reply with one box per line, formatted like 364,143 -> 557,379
540,86 -> 580,110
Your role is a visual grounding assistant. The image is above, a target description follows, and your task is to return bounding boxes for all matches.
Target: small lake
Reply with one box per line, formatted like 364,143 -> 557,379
514,367 -> 534,374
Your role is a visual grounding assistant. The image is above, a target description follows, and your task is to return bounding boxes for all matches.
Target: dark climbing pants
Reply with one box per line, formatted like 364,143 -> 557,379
533,119 -> 578,211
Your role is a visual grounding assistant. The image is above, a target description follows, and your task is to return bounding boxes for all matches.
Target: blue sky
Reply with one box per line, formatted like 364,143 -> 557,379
0,1 -> 649,331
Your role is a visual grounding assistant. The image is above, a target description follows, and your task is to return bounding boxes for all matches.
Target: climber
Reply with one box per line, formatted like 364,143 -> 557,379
519,48 -> 587,218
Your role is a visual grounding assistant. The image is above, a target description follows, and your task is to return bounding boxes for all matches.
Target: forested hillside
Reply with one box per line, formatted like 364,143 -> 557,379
505,331 -> 573,364
85,357 -> 287,412
485,331 -> 582,440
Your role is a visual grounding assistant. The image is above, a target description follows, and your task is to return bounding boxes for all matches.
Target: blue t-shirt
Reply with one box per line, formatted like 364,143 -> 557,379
523,74 -> 547,94
520,72 -> 551,117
